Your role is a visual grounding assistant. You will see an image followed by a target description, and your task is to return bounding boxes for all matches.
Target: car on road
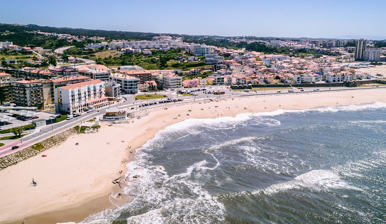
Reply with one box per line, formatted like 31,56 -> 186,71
11,145 -> 19,150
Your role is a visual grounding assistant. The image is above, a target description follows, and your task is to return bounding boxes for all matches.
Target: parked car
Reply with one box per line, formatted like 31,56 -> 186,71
11,145 -> 19,150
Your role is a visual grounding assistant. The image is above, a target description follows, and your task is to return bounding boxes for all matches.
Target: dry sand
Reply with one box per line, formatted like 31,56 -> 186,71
358,65 -> 386,78
1,88 -> 386,224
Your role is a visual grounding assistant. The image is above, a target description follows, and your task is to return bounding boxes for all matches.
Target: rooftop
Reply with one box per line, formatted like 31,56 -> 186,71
0,72 -> 10,77
16,79 -> 42,84
111,73 -> 140,81
77,64 -> 110,73
61,79 -> 104,90
50,75 -> 90,83
120,70 -> 152,75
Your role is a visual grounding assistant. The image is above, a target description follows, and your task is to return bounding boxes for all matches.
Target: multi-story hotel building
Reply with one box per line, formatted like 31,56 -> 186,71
12,80 -> 44,108
42,75 -> 91,111
163,73 -> 182,89
119,70 -> 152,84
55,79 -> 108,115
110,73 -> 140,94
77,64 -> 111,81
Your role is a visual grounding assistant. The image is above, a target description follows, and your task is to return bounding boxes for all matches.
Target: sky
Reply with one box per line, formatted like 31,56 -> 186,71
1,0 -> 386,39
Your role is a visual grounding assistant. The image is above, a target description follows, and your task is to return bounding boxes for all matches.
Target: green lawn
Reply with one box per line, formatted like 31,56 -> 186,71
0,134 -> 27,140
32,143 -> 44,151
181,93 -> 194,96
55,115 -> 68,122
360,83 -> 386,87
0,124 -> 35,134
0,54 -> 35,61
0,143 -> 4,147
135,94 -> 167,100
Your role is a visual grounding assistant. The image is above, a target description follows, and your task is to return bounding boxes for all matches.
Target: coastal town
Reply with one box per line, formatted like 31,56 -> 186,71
0,24 -> 385,154
0,22 -> 386,224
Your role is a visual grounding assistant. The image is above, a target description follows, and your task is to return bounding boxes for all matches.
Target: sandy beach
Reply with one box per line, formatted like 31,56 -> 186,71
1,88 -> 386,224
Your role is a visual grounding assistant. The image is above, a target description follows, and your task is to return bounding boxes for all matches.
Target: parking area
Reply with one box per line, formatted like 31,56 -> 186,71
0,109 -> 57,131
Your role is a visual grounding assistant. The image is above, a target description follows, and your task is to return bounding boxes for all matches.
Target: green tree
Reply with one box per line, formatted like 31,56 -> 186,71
11,127 -> 24,138
159,55 -> 168,68
62,54 -> 69,62
48,56 -> 57,66
1,58 -> 7,67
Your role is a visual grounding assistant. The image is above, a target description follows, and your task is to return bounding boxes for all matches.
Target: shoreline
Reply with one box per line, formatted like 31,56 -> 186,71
1,88 -> 386,224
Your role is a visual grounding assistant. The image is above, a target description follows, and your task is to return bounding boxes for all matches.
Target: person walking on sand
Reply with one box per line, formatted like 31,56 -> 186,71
32,178 -> 37,186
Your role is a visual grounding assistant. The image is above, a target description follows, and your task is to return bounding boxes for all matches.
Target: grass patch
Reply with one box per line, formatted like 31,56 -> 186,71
0,134 -> 27,140
55,115 -> 68,122
0,54 -> 35,61
360,83 -> 386,87
0,124 -> 35,134
181,93 -> 194,96
92,50 -> 121,59
0,143 -> 4,147
135,94 -> 167,100
74,126 -> 92,133
91,125 -> 101,129
32,143 -> 44,151
88,118 -> 96,122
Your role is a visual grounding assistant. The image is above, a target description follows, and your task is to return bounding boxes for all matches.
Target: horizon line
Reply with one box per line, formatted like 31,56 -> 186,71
1,22 -> 386,41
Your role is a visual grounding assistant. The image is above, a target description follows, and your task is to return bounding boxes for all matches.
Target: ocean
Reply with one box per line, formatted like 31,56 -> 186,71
80,102 -> 386,224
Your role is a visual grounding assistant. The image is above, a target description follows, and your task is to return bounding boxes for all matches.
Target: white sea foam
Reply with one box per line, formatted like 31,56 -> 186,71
137,102 -> 386,152
78,146 -> 226,224
350,120 -> 386,124
148,102 -> 386,139
256,170 -> 361,195
206,136 -> 263,152
78,102 -> 386,223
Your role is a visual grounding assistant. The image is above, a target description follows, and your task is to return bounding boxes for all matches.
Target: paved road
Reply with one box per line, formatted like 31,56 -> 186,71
54,46 -> 74,54
0,86 -> 385,158
76,57 -> 95,64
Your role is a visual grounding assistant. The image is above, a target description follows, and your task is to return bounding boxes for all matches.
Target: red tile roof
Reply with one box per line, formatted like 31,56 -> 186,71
0,72 -> 10,76
61,79 -> 103,90
50,75 -> 90,83
16,79 -> 41,84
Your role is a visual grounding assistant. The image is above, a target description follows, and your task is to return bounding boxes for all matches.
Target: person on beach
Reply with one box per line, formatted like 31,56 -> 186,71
32,178 -> 37,186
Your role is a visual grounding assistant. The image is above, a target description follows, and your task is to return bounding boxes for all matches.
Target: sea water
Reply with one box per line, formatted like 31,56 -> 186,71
78,102 -> 386,224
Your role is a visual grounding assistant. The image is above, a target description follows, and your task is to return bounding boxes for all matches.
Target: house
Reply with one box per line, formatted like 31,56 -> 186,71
103,107 -> 127,121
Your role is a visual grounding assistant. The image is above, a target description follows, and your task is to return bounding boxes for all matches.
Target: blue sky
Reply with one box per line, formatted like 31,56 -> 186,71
1,0 -> 386,39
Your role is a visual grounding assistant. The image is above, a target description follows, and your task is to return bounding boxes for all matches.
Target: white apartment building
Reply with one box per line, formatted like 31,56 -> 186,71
163,74 -> 182,89
364,48 -> 381,62
77,64 -> 111,81
193,45 -> 211,56
326,73 -> 354,83
205,54 -> 224,64
110,73 -> 140,94
0,41 -> 13,49
55,79 -> 107,115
